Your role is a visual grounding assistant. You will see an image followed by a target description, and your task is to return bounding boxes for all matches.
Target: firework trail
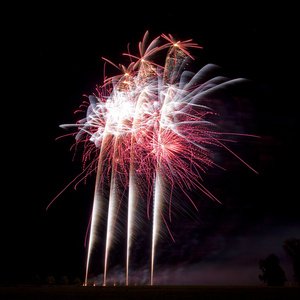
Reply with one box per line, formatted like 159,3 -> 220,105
52,31 -> 258,286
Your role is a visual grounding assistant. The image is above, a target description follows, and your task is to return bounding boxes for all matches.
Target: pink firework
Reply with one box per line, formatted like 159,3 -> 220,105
51,31 -> 258,286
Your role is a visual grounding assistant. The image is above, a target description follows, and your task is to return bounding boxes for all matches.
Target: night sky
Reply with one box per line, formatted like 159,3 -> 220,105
3,3 -> 298,285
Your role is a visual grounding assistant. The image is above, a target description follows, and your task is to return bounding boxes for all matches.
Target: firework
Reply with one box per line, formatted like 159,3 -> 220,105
52,31 -> 258,286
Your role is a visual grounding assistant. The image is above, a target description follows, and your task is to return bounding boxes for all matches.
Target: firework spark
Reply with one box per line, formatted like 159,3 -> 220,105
52,31 -> 258,286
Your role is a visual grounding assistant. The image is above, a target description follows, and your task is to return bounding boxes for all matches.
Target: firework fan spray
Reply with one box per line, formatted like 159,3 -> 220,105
49,31 -> 258,286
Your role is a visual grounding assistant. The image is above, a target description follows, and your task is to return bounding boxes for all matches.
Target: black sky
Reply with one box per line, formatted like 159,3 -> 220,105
3,3 -> 298,285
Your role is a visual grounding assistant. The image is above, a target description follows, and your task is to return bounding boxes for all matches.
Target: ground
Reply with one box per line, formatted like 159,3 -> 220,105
0,286 -> 299,300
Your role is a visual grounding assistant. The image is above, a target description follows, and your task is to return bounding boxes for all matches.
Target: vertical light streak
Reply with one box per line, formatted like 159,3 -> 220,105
84,130 -> 110,286
84,160 -> 101,286
151,85 -> 174,285
103,131 -> 125,285
104,93 -> 134,285
126,88 -> 151,285
103,163 -> 118,286
150,171 -> 164,286
126,170 -> 136,285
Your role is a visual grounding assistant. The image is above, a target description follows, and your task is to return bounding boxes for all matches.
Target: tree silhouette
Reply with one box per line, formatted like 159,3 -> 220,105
259,254 -> 286,286
73,277 -> 82,286
283,238 -> 300,285
46,276 -> 56,285
60,275 -> 69,285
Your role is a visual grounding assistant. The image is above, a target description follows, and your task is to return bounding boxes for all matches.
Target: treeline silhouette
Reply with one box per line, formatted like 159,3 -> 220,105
259,238 -> 300,286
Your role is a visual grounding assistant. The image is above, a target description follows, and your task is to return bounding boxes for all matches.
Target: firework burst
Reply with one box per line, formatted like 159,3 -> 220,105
51,31 -> 258,286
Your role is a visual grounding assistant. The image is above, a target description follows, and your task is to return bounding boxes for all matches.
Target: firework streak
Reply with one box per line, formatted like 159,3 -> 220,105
54,31 -> 258,286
